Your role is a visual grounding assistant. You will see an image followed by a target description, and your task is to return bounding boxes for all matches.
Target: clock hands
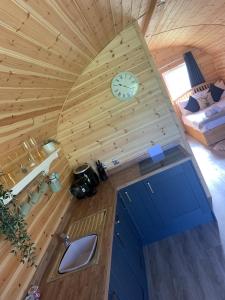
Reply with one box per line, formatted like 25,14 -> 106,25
122,85 -> 134,90
114,83 -> 135,90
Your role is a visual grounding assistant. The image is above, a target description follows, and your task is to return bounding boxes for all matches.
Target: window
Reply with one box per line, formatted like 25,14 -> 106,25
162,63 -> 191,101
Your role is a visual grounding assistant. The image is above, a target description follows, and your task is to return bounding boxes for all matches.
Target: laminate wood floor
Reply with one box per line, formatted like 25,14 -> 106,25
144,136 -> 225,300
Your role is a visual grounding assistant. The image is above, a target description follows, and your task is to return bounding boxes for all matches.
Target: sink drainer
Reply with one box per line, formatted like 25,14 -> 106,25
47,209 -> 107,282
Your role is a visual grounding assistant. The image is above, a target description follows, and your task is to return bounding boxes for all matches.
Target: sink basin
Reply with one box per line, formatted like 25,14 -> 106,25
58,234 -> 98,274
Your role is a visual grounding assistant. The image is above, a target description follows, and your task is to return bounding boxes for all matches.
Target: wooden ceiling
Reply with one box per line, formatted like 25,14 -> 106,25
146,0 -> 225,54
2,0 -> 225,155
0,0 -> 154,154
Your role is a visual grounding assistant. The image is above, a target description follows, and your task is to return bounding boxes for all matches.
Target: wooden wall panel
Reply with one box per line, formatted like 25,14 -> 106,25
0,0 -> 91,156
145,0 -> 225,45
2,0 -> 224,298
0,150 -> 72,300
151,46 -> 219,84
57,25 -> 182,169
0,0 -> 153,154
0,2 -> 154,298
144,0 -> 225,84
213,53 -> 225,82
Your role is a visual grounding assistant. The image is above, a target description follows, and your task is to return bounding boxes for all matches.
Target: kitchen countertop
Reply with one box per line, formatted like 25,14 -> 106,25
40,146 -> 191,300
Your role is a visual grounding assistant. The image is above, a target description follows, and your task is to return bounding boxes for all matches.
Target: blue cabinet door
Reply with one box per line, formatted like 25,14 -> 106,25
109,272 -> 123,300
110,236 -> 145,300
119,182 -> 164,243
119,160 -> 214,244
142,160 -> 214,241
115,198 -> 148,292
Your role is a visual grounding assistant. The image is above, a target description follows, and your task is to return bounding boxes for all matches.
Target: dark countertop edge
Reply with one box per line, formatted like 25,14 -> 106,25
114,156 -> 192,192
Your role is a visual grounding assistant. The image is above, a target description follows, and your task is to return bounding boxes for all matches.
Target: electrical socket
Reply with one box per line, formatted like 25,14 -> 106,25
112,159 -> 120,166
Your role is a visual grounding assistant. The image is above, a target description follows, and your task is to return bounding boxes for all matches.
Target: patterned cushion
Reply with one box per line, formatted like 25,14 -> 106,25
208,84 -> 224,102
184,96 -> 200,113
192,90 -> 210,110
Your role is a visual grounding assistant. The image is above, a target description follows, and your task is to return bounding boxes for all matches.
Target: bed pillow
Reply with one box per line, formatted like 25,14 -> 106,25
192,90 -> 211,109
208,84 -> 224,102
197,96 -> 213,109
184,96 -> 200,113
178,99 -> 192,116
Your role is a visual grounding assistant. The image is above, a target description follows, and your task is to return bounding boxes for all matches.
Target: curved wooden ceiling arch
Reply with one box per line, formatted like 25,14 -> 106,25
1,0 -> 225,154
145,0 -> 225,54
148,24 -> 225,54
0,0 -> 154,154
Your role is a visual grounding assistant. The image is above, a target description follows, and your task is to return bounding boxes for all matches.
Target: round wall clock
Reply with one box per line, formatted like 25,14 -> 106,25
111,71 -> 139,101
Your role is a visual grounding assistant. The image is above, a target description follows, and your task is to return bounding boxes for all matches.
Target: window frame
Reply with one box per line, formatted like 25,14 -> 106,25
162,63 -> 191,101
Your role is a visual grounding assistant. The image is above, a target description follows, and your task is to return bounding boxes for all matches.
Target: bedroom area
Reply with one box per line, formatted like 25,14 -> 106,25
148,1 -> 225,162
162,53 -> 225,150
159,49 -> 225,224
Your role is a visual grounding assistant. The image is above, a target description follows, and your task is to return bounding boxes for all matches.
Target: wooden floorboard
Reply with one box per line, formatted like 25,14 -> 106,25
144,135 -> 225,300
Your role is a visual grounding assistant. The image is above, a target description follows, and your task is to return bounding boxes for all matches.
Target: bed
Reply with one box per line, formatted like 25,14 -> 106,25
174,82 -> 225,146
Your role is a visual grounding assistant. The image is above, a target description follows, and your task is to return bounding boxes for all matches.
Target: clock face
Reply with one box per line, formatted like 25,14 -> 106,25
111,72 -> 139,100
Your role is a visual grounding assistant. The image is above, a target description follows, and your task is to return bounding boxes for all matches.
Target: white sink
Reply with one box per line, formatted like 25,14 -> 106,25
58,234 -> 98,274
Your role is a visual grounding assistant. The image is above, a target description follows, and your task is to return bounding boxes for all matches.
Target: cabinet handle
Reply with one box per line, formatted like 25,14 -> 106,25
115,215 -> 120,224
147,182 -> 154,194
125,191 -> 132,203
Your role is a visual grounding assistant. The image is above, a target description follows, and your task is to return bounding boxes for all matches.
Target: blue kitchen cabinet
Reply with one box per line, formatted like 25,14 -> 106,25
119,181 -> 163,243
115,198 -> 147,291
109,237 -> 146,300
143,160 -> 214,238
119,160 -> 214,244
109,197 -> 149,300
108,271 -> 123,300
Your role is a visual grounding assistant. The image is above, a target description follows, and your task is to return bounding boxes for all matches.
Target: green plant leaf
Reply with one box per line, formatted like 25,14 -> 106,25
0,185 -> 36,266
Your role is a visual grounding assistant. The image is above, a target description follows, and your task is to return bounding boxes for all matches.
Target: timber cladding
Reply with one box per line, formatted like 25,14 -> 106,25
0,152 -> 72,300
0,1 -> 94,299
0,1 -> 154,298
0,0 -> 154,160
0,1 -> 92,297
151,46 -> 219,85
0,0 -> 95,155
57,25 -> 182,169
145,0 -> 225,82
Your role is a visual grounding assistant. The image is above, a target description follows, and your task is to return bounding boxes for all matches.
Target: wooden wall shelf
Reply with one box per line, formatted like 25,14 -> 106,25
2,150 -> 59,205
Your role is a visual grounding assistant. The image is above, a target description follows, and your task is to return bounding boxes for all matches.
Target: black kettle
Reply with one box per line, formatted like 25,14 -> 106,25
70,177 -> 96,199
73,163 -> 99,187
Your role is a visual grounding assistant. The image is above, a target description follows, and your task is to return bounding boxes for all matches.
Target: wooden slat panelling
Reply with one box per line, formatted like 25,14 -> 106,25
145,0 -> 225,83
213,53 -> 225,82
0,151 -> 72,300
151,46 -> 219,85
145,0 -> 225,44
0,0 -> 153,159
57,24 -> 182,169
0,1 -> 155,299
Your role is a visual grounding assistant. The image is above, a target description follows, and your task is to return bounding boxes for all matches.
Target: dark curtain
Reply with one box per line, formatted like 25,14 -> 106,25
183,51 -> 205,87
